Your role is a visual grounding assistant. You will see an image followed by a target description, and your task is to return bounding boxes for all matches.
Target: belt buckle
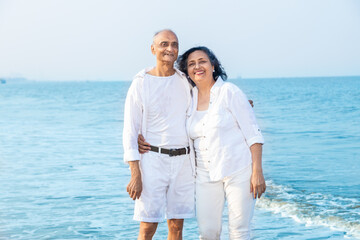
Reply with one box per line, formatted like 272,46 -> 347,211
169,149 -> 177,157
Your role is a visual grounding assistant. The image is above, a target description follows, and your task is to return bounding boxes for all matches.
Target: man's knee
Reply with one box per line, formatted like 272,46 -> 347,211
139,222 -> 158,239
167,219 -> 184,233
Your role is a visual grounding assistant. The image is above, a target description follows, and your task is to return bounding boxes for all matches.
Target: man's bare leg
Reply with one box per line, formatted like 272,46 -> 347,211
138,222 -> 158,240
167,219 -> 184,240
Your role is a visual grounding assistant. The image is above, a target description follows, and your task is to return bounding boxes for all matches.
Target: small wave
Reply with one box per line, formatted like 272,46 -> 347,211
256,180 -> 360,239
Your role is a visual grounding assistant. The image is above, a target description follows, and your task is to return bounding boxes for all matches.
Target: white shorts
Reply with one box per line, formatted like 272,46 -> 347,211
133,151 -> 195,222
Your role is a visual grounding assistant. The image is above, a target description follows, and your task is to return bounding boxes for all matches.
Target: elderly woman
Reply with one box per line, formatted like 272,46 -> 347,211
177,46 -> 266,240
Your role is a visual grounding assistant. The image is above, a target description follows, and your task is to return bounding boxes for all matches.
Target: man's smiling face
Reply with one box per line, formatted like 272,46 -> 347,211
151,30 -> 179,65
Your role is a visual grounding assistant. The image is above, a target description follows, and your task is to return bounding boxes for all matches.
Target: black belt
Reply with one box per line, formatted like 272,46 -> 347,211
149,145 -> 190,157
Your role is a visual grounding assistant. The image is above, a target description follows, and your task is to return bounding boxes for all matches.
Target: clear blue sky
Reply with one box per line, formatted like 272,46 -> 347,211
0,0 -> 359,81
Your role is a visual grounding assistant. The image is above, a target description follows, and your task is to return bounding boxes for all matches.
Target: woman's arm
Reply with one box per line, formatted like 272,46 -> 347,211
226,87 -> 264,147
250,143 -> 266,199
225,86 -> 265,198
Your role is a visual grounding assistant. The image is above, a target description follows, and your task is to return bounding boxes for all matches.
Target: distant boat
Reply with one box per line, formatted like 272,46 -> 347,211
0,79 -> 6,84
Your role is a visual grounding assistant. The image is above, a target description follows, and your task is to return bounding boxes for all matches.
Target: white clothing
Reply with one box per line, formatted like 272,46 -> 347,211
196,165 -> 255,240
145,73 -> 188,148
188,78 -> 263,239
186,78 -> 264,181
123,67 -> 196,222
189,110 -> 209,170
134,151 -> 195,222
123,67 -> 195,174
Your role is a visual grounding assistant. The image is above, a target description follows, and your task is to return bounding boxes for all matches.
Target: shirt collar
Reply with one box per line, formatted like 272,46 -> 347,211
133,67 -> 153,79
191,77 -> 224,97
134,67 -> 186,79
174,67 -> 187,78
210,77 -> 225,95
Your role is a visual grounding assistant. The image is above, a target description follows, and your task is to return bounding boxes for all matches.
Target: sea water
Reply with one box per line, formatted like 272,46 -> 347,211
0,77 -> 359,239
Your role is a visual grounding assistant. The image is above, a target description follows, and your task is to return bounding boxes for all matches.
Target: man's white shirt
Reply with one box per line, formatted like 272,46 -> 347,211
123,67 -> 193,164
145,73 -> 188,148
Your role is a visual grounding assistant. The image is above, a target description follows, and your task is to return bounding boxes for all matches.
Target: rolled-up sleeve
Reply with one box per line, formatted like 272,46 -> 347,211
123,78 -> 143,163
227,87 -> 264,147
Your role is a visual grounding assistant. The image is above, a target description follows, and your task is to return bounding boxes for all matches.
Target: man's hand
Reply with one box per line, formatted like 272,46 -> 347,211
249,100 -> 254,108
138,134 -> 151,154
127,161 -> 142,200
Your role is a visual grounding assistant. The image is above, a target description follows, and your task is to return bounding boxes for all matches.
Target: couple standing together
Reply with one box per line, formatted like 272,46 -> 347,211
123,29 -> 266,240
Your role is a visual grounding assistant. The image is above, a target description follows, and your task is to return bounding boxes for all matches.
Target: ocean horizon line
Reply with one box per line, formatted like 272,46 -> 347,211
1,75 -> 360,83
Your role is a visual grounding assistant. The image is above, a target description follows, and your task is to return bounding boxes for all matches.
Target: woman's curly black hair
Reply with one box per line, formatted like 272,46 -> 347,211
176,46 -> 227,85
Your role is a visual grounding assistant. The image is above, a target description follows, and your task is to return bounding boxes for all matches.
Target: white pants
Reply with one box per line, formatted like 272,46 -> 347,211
196,165 -> 255,240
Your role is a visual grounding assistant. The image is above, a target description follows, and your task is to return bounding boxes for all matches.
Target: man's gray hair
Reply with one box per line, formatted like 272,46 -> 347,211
153,29 -> 177,43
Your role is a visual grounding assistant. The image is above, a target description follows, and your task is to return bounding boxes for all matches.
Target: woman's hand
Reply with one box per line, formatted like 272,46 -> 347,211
250,170 -> 266,199
138,134 -> 151,154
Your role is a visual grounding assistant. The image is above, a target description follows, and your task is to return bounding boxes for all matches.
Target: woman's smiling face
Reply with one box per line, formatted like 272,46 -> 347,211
187,50 -> 214,85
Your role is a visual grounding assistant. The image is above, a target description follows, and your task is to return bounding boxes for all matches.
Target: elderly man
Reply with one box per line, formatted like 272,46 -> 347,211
123,29 -> 194,240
